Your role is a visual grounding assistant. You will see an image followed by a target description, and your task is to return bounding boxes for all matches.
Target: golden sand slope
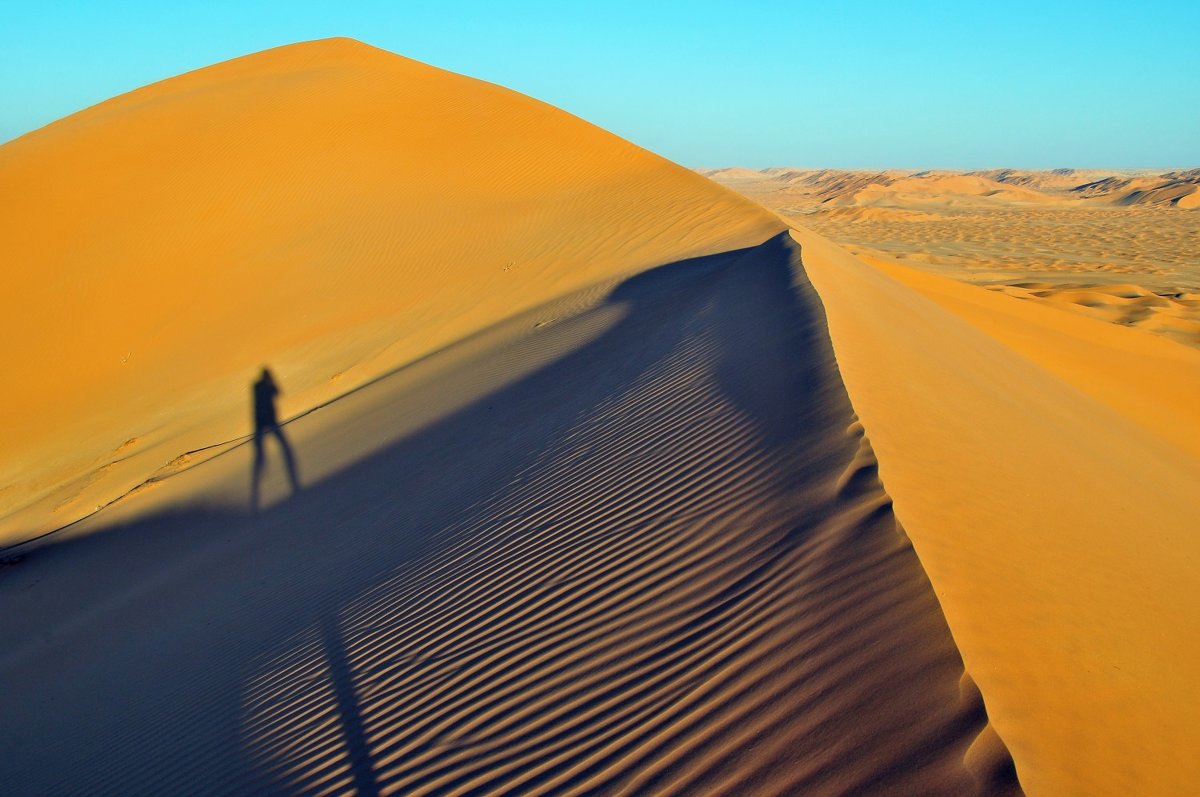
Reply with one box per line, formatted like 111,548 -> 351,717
986,282 -> 1200,350
0,235 -> 1017,794
0,37 -> 781,545
799,228 -> 1200,796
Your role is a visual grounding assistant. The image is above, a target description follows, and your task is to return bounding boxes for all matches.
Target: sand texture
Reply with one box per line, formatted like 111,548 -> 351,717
0,233 -> 1017,794
0,37 -> 780,545
798,229 -> 1200,795
713,166 -> 1200,794
0,40 -> 1021,796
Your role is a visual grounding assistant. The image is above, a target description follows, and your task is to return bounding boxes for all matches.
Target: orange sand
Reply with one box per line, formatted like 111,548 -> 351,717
709,168 -> 1200,356
8,34 -> 1194,797
799,228 -> 1200,796
0,40 -> 1017,795
716,165 -> 1200,794
0,37 -> 779,544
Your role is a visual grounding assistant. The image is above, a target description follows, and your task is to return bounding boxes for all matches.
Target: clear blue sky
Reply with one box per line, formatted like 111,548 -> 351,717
2,1 -> 1197,168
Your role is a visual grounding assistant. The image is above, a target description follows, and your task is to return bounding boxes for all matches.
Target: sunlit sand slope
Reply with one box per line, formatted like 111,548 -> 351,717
798,228 -> 1200,796
0,235 -> 1017,795
0,37 -> 780,545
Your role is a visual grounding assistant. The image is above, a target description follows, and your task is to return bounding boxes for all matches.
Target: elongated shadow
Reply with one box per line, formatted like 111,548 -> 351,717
320,614 -> 380,797
251,366 -> 301,512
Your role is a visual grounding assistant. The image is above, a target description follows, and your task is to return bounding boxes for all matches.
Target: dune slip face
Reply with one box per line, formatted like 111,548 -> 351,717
0,228 -> 1017,794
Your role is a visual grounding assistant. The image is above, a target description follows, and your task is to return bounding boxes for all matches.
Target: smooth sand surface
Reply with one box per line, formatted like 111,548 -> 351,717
861,255 -> 1200,458
0,37 -> 780,545
0,40 -> 1020,796
798,228 -> 1200,796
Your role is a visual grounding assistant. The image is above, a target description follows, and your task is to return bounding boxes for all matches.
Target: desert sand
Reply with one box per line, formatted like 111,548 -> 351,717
711,169 -> 1200,794
0,37 -> 1195,796
706,167 -> 1200,350
0,35 -> 781,544
0,39 -> 1015,795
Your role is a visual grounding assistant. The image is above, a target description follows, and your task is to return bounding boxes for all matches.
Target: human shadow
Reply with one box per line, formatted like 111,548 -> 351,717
251,366 -> 301,511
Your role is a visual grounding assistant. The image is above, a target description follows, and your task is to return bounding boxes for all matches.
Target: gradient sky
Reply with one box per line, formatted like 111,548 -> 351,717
2,1 -> 1197,168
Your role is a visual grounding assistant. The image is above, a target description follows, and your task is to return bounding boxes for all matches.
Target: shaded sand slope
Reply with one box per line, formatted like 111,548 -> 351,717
0,235 -> 1017,795
0,37 -> 780,544
798,229 -> 1200,795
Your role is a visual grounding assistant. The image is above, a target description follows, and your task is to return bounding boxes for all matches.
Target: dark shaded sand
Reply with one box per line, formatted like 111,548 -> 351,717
0,235 -> 1016,795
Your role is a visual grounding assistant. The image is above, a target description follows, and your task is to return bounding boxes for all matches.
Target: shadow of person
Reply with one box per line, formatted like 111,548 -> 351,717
251,366 -> 301,511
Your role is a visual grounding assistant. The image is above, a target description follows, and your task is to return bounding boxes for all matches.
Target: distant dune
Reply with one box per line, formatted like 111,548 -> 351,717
702,166 -> 1200,209
709,166 -> 1200,352
1071,170 -> 1200,207
1,39 -> 1022,796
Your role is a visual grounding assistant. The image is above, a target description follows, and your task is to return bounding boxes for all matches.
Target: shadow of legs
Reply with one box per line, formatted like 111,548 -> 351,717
251,433 -> 266,512
273,427 -> 302,494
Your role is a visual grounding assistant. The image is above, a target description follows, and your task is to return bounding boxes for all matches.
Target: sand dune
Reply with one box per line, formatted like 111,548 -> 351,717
698,166 -> 770,183
967,169 -> 1112,193
6,32 -> 1192,797
0,37 -> 780,546
708,166 -> 1200,210
711,162 -> 1200,794
0,38 -> 1028,796
0,232 -> 1016,794
1072,170 -> 1200,207
805,206 -> 943,223
988,282 -> 1200,350
845,174 -> 1057,208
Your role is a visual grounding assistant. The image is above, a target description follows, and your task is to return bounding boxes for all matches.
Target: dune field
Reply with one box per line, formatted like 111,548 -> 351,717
707,167 -> 1200,350
0,37 -> 1195,796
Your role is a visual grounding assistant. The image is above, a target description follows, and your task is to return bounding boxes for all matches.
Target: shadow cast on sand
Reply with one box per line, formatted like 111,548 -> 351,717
0,233 -> 1019,795
251,366 -> 302,512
